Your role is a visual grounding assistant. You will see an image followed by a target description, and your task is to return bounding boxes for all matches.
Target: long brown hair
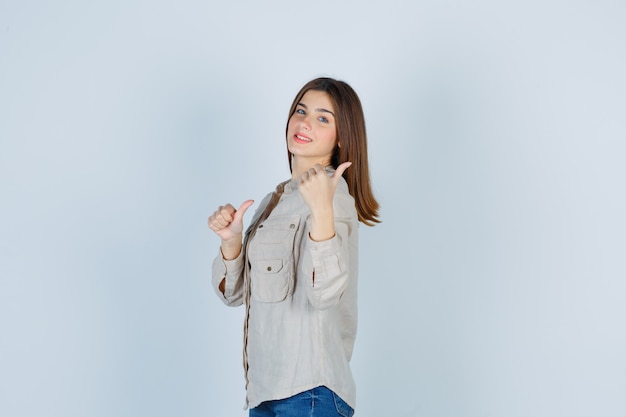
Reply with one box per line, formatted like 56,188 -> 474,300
285,77 -> 380,226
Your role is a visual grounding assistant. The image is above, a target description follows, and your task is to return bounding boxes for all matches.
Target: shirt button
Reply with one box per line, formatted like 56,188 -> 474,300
267,266 -> 272,271
289,224 -> 295,229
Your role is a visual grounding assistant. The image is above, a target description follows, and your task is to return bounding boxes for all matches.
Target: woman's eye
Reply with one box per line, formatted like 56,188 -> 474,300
296,109 -> 305,115
318,116 -> 329,123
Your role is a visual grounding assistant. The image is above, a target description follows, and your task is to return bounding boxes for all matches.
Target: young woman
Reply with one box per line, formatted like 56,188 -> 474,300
208,77 -> 380,416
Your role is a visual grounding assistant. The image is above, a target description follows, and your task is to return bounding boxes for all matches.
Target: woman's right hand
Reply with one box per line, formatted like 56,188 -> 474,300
208,200 -> 254,259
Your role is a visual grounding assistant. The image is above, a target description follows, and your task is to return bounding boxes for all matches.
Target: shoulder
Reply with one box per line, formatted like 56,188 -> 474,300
257,191 -> 274,211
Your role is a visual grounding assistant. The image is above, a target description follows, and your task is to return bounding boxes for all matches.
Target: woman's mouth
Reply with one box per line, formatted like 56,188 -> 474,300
293,134 -> 312,144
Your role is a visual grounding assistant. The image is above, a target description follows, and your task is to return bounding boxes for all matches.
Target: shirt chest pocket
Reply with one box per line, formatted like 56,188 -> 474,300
248,214 -> 302,303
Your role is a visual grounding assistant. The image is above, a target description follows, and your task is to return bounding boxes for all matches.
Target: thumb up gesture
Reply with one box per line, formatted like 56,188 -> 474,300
208,199 -> 255,240
299,162 -> 352,211
299,162 -> 352,241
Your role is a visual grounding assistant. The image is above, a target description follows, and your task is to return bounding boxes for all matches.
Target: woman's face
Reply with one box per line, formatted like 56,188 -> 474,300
286,90 -> 337,166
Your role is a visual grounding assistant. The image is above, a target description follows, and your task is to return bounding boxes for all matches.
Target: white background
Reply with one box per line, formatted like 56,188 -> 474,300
1,1 -> 625,416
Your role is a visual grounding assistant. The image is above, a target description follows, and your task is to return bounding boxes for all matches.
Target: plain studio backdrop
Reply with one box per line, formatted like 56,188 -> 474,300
1,1 -> 624,416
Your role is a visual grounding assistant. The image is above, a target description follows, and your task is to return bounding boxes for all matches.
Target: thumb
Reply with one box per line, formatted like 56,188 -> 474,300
332,161 -> 352,183
233,199 -> 255,223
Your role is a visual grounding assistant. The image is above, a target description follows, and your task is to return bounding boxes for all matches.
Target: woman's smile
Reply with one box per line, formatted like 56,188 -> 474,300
293,133 -> 312,143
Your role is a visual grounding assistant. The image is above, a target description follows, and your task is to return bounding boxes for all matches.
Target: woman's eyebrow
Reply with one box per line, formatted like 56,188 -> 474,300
297,102 -> 335,117
317,108 -> 335,117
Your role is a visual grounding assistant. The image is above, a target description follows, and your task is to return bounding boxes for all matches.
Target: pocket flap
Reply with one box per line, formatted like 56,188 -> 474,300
252,258 -> 284,274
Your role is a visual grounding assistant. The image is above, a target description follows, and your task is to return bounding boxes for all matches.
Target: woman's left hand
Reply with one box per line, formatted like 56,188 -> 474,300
299,162 -> 352,210
299,162 -> 352,241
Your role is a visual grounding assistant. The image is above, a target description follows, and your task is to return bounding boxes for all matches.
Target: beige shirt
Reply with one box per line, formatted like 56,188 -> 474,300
212,173 -> 359,410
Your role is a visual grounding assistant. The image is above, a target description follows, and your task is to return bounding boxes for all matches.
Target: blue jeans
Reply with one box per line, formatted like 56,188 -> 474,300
249,386 -> 354,417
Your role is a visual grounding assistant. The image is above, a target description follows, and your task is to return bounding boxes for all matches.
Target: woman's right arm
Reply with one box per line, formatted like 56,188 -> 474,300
211,250 -> 245,306
208,200 -> 254,305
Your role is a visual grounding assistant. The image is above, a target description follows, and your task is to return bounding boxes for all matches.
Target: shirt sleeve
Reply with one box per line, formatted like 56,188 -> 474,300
211,249 -> 245,306
210,192 -> 274,307
300,184 -> 357,310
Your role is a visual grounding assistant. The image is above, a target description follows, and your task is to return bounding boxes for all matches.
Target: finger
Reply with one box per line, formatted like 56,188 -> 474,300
233,199 -> 255,223
219,204 -> 236,222
216,211 -> 232,225
208,203 -> 235,228
209,215 -> 228,230
208,210 -> 230,229
208,211 -> 220,227
208,218 -> 225,231
332,161 -> 352,181
214,215 -> 231,228
209,206 -> 230,223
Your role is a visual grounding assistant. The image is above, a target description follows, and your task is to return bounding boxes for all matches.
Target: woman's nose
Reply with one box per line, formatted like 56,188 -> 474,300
301,117 -> 311,130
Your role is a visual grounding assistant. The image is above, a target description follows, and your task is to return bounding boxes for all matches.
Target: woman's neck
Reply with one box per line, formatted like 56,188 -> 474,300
290,156 -> 332,180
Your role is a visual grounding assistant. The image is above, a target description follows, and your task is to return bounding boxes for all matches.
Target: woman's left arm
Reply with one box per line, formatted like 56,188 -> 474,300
302,211 -> 357,309
299,163 -> 357,310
